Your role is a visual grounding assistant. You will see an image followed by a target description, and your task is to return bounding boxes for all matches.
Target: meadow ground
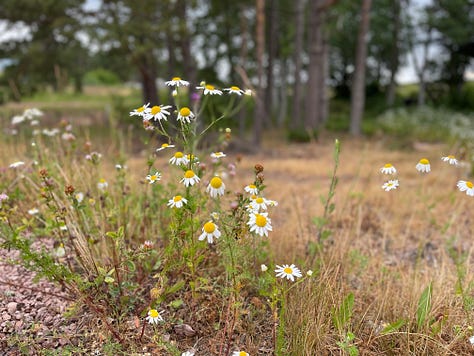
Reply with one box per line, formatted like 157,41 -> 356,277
1,112 -> 474,355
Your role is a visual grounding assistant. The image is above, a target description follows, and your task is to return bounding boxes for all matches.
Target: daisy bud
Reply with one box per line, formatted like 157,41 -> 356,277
306,270 -> 313,276
172,89 -> 178,97
261,264 -> 268,272
254,163 -> 264,174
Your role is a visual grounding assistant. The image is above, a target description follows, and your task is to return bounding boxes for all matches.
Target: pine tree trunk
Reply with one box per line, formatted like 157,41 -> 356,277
291,0 -> 305,130
386,0 -> 401,107
265,0 -> 278,125
139,59 -> 158,104
253,0 -> 265,146
305,0 -> 325,131
349,0 -> 372,136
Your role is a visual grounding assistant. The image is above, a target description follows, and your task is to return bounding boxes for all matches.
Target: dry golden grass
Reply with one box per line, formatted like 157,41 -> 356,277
240,134 -> 474,355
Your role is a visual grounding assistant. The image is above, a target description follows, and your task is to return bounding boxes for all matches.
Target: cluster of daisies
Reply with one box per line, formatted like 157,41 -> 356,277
380,155 -> 474,196
129,77 -> 251,131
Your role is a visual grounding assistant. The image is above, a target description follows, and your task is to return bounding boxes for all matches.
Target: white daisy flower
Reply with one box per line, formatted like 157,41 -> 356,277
196,84 -> 222,95
266,199 -> 278,207
165,77 -> 190,87
181,351 -> 195,356
275,264 -> 303,282
244,89 -> 253,96
42,128 -> 60,136
146,172 -> 161,184
224,86 -> 244,95
232,352 -> 249,356
261,264 -> 268,272
244,184 -> 259,195
97,178 -> 108,191
210,152 -> 226,159
247,212 -> 272,237
206,176 -> 226,198
198,221 -> 221,244
145,105 -> 172,122
469,335 -> 474,345
156,143 -> 175,151
416,158 -> 431,173
380,163 -> 397,175
177,107 -> 195,124
457,180 -> 474,196
75,192 -> 84,203
181,170 -> 200,187
23,108 -> 43,119
382,179 -> 399,192
9,161 -> 25,169
167,195 -> 188,208
11,115 -> 25,125
169,152 -> 189,166
28,208 -> 39,215
441,155 -> 458,166
129,103 -> 150,117
146,309 -> 164,324
249,196 -> 270,211
306,270 -> 313,276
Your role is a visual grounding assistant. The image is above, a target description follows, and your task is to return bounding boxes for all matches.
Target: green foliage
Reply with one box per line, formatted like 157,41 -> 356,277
416,282 -> 433,331
332,292 -> 355,334
286,128 -> 319,143
381,319 -> 406,335
84,69 -> 121,85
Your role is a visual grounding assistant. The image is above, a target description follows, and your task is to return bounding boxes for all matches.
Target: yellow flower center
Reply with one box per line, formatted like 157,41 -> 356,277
205,84 -> 215,90
231,86 -> 241,91
210,177 -> 223,189
174,195 -> 182,202
283,267 -> 293,274
137,106 -> 145,112
420,158 -> 429,165
238,353 -> 247,356
248,184 -> 256,189
255,197 -> 264,204
203,221 -> 215,233
448,155 -> 455,159
184,170 -> 195,179
467,181 -> 473,189
99,178 -> 106,183
150,175 -> 157,181
151,106 -> 161,115
175,151 -> 184,158
161,143 -> 169,148
172,77 -> 181,81
384,163 -> 392,168
179,107 -> 191,117
149,309 -> 159,318
255,214 -> 267,227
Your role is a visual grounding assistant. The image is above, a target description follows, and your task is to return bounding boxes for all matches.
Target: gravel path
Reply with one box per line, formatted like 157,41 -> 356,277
0,242 -> 81,354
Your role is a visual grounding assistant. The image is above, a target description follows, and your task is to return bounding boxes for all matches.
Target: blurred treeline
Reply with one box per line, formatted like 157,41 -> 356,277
0,0 -> 473,142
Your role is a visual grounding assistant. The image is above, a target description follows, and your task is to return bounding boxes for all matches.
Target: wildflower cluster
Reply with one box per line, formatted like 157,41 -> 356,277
379,154 -> 472,196
0,76 -> 308,354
